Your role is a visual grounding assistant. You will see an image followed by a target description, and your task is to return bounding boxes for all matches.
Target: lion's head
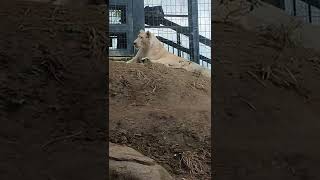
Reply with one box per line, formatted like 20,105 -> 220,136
133,30 -> 151,49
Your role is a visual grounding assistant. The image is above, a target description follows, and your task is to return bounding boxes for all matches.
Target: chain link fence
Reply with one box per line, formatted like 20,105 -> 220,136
109,4 -> 128,50
284,0 -> 320,25
144,0 -> 211,69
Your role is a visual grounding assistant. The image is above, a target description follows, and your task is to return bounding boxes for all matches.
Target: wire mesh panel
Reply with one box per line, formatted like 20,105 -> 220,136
109,2 -> 129,54
296,0 -> 312,22
109,33 -> 127,50
311,5 -> 320,24
144,0 -> 211,69
198,0 -> 211,69
284,0 -> 320,25
109,5 -> 126,24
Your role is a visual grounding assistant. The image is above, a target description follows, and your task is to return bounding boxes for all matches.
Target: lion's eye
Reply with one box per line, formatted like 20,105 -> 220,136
140,37 -> 142,39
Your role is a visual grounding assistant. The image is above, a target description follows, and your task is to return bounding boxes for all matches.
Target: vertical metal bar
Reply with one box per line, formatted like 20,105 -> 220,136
132,0 -> 144,57
127,0 -> 133,56
308,3 -> 312,23
177,32 -> 181,57
188,0 -> 200,63
132,0 -> 145,38
279,0 -> 285,9
106,0 -> 109,58
293,0 -> 296,16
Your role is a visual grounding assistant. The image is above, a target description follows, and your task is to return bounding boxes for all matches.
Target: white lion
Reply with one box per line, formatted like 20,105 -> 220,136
126,30 -> 211,78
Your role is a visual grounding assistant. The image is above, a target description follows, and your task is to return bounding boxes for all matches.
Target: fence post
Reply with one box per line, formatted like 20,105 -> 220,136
177,32 -> 181,57
279,0 -> 285,9
308,3 -> 312,23
132,0 -> 145,41
293,0 -> 297,16
188,0 -> 200,64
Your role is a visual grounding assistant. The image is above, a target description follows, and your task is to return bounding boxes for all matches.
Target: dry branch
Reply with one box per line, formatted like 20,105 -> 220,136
247,70 -> 267,87
240,97 -> 256,111
42,131 -> 82,149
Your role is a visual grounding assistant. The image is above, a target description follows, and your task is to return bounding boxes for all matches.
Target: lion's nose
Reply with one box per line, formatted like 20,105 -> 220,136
133,42 -> 137,45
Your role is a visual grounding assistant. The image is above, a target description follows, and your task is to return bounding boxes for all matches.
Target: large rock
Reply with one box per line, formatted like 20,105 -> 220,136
109,143 -> 173,180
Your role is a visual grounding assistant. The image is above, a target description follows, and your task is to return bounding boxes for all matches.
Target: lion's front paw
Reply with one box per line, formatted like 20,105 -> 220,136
141,57 -> 151,64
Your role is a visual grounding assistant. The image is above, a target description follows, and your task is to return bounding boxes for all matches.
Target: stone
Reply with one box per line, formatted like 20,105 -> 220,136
109,143 -> 173,180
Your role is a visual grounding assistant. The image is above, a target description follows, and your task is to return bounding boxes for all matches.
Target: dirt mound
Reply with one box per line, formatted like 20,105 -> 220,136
0,1 -> 107,180
213,22 -> 320,179
109,61 -> 211,179
109,61 -> 211,107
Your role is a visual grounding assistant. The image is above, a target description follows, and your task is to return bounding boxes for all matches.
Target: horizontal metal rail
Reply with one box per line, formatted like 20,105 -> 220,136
145,16 -> 211,47
156,36 -> 211,64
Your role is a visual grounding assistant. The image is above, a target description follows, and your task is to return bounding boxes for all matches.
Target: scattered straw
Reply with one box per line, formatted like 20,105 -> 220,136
180,151 -> 206,175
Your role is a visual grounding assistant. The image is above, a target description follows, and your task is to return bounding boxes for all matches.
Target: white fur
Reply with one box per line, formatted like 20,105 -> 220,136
127,30 -> 211,78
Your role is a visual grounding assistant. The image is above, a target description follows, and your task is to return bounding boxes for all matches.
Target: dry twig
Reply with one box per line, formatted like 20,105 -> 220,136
42,131 -> 82,149
247,71 -> 267,87
284,66 -> 298,84
152,85 -> 157,93
240,97 -> 256,111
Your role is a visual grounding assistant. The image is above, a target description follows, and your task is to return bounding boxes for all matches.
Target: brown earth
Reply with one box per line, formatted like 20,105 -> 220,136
109,61 -> 212,179
0,1 -> 108,180
213,21 -> 320,179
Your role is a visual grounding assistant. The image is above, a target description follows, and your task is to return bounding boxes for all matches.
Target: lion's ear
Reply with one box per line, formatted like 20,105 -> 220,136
146,31 -> 151,38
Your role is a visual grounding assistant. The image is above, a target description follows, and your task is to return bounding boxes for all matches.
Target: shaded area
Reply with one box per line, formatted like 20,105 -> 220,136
213,21 -> 320,180
0,1 -> 107,180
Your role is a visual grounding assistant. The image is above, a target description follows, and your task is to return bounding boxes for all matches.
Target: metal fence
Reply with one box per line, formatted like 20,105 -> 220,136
144,0 -> 211,69
108,0 -> 211,69
283,0 -> 320,25
198,0 -> 211,68
109,0 -> 144,57
109,4 -> 127,50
